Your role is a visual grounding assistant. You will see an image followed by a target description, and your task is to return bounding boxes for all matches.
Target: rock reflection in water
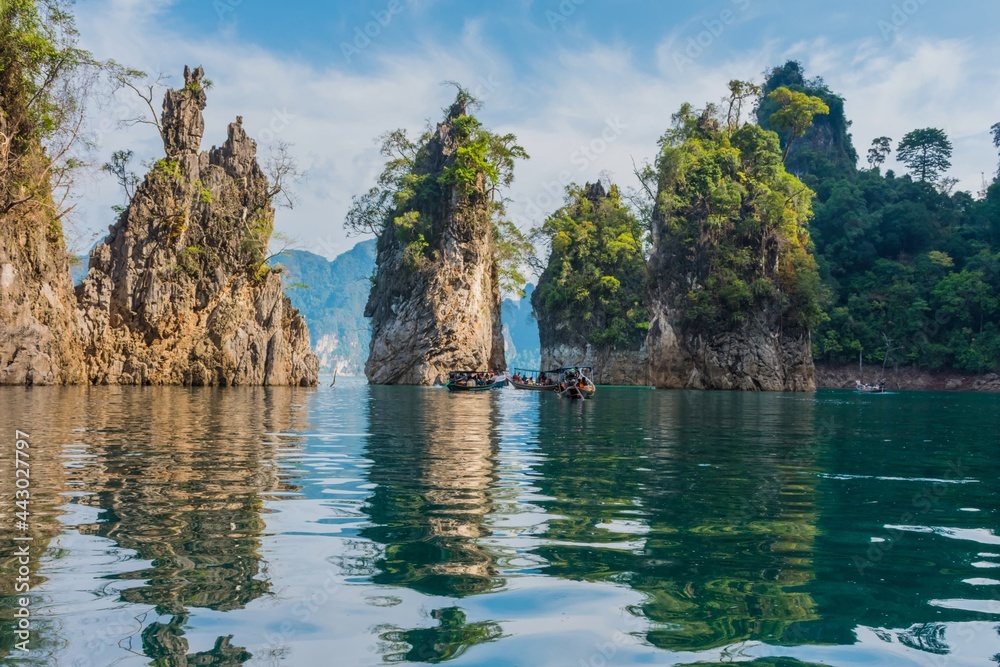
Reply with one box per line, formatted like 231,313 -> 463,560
363,387 -> 506,662
1,386 -> 308,665
363,387 -> 503,597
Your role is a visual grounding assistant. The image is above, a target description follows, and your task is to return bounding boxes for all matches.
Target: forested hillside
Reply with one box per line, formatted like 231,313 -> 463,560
757,61 -> 1000,373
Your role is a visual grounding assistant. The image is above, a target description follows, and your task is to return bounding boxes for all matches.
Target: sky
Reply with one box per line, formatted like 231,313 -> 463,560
68,0 -> 1000,259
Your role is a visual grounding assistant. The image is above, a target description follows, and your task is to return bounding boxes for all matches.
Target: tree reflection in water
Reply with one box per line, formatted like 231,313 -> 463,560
532,390 -> 821,652
377,607 -> 504,664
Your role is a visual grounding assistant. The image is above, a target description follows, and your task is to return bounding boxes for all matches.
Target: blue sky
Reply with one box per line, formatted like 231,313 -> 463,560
71,0 -> 1000,259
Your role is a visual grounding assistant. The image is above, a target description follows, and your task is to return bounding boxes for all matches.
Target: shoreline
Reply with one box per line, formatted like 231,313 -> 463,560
814,364 -> 1000,393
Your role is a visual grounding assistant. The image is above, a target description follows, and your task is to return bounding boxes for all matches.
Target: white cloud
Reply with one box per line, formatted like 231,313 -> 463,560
69,1 -> 1000,262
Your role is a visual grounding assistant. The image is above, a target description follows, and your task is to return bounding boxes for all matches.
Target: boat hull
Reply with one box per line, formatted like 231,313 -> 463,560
510,382 -> 557,392
446,379 -> 507,392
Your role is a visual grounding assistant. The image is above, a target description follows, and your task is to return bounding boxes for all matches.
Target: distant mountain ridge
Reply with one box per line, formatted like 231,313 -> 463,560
274,241 -> 540,375
274,241 -> 376,375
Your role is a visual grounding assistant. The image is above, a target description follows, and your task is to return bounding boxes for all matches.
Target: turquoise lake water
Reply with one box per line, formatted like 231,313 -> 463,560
1,381 -> 999,666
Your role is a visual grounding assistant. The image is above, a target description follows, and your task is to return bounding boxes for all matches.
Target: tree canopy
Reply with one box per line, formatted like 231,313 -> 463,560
0,0 -> 98,219
532,182 -> 649,349
767,86 -> 830,161
756,61 -> 858,181
867,137 -> 892,170
896,128 -> 953,184
650,100 -> 824,333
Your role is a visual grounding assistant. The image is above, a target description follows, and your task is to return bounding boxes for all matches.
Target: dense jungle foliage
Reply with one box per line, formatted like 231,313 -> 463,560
757,61 -> 1000,372
532,182 -> 649,349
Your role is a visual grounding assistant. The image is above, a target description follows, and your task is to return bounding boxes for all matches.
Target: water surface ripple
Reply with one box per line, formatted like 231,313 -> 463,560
1,382 -> 998,665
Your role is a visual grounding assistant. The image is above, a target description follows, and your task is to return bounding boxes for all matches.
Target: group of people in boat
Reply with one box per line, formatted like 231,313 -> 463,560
558,369 -> 594,399
509,371 -> 556,387
449,371 -> 501,388
856,378 -> 887,393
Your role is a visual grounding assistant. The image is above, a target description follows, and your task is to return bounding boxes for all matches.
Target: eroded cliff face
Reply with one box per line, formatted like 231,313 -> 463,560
76,66 -> 318,386
364,102 -> 504,385
0,92 -> 88,385
645,301 -> 815,391
645,219 -> 816,391
0,197 -> 87,385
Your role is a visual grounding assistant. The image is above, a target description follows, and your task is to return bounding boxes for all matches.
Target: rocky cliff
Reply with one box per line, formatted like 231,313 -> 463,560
645,303 -> 815,391
76,66 -> 318,386
645,109 -> 819,392
0,190 -> 88,385
532,182 -> 649,385
0,65 -> 88,385
540,343 -> 649,386
364,99 -> 505,385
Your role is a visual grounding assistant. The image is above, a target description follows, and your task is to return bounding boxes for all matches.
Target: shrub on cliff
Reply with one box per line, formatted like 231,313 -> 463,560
345,88 -> 531,296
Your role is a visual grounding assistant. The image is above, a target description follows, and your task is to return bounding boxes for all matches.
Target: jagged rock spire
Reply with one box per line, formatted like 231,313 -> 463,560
161,65 -> 207,158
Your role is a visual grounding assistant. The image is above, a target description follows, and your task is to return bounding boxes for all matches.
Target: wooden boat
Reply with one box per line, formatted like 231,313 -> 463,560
855,380 -> 887,394
508,368 -> 559,392
446,371 -> 508,392
556,366 -> 596,399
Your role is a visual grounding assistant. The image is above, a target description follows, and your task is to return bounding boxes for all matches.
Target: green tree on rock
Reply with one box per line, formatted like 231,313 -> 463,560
897,128 -> 953,184
532,182 -> 649,349
767,86 -> 830,161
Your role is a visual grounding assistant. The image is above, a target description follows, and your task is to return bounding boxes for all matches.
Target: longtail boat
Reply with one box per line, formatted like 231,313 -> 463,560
508,367 -> 559,392
446,371 -> 508,392
556,366 -> 596,399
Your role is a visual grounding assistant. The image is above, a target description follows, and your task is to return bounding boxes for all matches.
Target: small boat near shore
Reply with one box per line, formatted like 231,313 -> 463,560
446,371 -> 508,392
856,379 -> 887,394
